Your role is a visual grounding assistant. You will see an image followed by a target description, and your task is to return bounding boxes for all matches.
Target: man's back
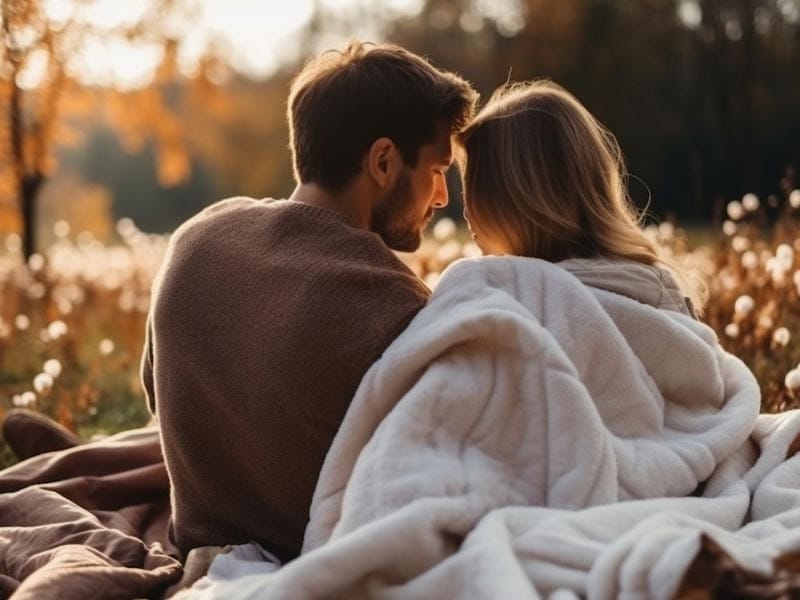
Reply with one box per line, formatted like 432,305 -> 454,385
142,197 -> 430,562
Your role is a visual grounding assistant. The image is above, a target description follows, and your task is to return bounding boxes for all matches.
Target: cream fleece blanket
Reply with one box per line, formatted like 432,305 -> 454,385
178,256 -> 800,600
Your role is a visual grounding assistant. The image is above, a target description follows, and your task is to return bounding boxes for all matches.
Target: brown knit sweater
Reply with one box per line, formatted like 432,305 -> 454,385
141,197 -> 430,563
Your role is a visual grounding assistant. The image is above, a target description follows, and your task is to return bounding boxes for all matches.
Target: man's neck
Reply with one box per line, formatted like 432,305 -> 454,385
289,183 -> 371,230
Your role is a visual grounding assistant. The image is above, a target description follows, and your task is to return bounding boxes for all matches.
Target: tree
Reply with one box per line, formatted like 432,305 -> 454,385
368,0 -> 800,220
0,0 -> 220,261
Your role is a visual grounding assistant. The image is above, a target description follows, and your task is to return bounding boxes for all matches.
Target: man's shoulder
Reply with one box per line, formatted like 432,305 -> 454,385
173,196 -> 276,237
370,261 -> 431,301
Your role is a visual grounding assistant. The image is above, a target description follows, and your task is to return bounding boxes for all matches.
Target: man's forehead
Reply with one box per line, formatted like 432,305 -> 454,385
433,131 -> 453,164
417,123 -> 454,164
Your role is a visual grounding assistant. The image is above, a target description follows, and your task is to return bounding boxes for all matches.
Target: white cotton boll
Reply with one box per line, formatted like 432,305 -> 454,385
734,295 -> 755,316
116,217 -> 137,238
742,193 -> 760,212
776,244 -> 795,271
13,391 -> 36,407
14,314 -> 29,331
722,220 -> 737,236
33,373 -> 54,395
27,253 -> 45,272
432,218 -> 457,241
99,338 -> 115,356
731,236 -> 750,252
790,189 -> 800,209
772,267 -> 787,286
727,201 -> 744,221
47,320 -> 68,340
777,243 -> 795,261
741,251 -> 758,270
53,220 -> 70,238
773,327 -> 791,347
43,358 -> 62,378
725,323 -> 740,338
787,369 -> 800,390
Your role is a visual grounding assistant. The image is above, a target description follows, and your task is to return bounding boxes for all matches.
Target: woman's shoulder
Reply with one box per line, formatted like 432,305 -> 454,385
437,255 -> 580,287
430,256 -> 588,309
558,257 -> 695,317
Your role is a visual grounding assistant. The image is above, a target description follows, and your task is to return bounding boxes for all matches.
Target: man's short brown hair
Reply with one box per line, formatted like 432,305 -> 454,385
288,40 -> 478,191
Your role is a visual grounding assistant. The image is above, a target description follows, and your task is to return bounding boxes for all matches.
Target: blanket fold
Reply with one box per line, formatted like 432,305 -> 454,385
0,427 -> 191,600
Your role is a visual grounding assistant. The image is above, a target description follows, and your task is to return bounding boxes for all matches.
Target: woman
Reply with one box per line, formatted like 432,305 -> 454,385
457,79 -> 705,316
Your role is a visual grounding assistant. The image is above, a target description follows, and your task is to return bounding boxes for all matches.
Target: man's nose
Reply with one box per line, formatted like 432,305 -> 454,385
432,173 -> 449,209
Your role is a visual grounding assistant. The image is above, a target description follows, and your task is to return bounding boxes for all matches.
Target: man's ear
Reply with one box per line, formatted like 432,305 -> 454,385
366,137 -> 401,189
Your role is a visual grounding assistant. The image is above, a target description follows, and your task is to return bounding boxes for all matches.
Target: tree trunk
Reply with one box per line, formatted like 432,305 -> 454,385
20,173 -> 44,262
739,0 -> 757,192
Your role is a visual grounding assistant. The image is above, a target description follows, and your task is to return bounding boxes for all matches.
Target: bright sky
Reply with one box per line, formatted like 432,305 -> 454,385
23,0 -> 424,90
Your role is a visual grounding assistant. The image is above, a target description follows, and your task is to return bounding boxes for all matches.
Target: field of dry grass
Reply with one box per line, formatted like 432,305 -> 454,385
2,192 -> 800,467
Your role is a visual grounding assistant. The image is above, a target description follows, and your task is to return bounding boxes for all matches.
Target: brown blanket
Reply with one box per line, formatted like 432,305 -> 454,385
0,427 -> 219,600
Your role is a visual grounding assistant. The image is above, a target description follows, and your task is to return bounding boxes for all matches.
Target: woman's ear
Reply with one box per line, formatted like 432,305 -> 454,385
366,137 -> 400,188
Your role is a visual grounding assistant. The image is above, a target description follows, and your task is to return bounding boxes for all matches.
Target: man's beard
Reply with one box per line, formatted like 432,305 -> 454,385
371,170 -> 427,252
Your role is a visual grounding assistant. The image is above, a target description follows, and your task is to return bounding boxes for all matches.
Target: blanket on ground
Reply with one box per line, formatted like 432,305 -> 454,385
177,256 -> 800,599
0,427 -> 221,599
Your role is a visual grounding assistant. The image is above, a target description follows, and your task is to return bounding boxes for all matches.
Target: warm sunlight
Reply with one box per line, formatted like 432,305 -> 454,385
25,0 -> 423,89
4,0 -> 800,596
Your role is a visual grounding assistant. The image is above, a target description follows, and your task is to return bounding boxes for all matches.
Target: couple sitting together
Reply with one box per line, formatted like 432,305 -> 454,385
8,39 -> 800,599
149,37 -> 709,563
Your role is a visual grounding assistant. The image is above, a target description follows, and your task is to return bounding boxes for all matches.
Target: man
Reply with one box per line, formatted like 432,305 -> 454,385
141,40 -> 478,564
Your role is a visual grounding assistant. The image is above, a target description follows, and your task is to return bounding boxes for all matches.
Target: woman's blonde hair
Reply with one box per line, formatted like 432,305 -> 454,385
457,80 -> 706,312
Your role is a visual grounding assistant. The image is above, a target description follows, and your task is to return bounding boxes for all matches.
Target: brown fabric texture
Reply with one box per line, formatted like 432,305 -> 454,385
2,409 -> 83,460
143,197 -> 430,563
0,427 -> 190,600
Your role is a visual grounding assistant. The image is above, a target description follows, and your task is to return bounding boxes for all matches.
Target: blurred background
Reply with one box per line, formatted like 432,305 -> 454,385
1,0 -> 799,465
2,0 -> 799,247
